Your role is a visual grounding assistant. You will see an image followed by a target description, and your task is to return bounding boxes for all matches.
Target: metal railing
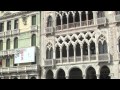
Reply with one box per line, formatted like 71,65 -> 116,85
0,64 -> 38,73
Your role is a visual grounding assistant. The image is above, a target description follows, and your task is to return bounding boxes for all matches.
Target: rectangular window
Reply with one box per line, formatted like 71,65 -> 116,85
32,15 -> 36,25
0,23 -> 4,32
0,58 -> 2,67
14,19 -> 18,29
7,21 -> 11,30
6,57 -> 10,67
0,41 -> 3,51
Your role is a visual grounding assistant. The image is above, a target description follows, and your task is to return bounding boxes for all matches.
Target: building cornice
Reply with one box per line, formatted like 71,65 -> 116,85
0,11 -> 36,20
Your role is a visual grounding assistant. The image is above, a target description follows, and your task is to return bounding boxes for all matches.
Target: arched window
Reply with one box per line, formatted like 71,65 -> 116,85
69,44 -> 74,57
14,37 -> 18,49
88,11 -> 93,20
62,13 -> 67,24
119,39 -> 120,52
81,11 -> 86,21
68,12 -> 73,23
83,42 -> 88,55
31,34 -> 36,46
90,41 -> 96,54
50,48 -> 53,59
47,16 -> 53,27
6,39 -> 10,50
97,11 -> 105,18
56,46 -> 60,58
62,45 -> 67,57
75,11 -> 80,22
46,48 -> 49,59
76,43 -> 81,56
56,14 -> 61,26
0,40 -> 3,51
99,41 -> 108,54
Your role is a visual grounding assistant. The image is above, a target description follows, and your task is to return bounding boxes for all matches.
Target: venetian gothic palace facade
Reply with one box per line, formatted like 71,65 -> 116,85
0,11 -> 120,79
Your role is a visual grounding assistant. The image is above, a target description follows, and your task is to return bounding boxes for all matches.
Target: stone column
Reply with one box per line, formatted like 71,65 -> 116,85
67,47 -> 69,62
88,44 -> 90,61
60,48 -> 62,63
83,75 -> 86,79
74,46 -> 76,62
97,74 -> 100,79
81,46 -> 83,62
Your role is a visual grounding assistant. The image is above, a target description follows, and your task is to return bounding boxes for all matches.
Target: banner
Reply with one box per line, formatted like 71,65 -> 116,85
14,47 -> 35,64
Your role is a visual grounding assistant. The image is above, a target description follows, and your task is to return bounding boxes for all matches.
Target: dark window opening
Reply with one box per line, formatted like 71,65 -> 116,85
68,12 -> 73,23
76,43 -> 81,56
50,48 -> 53,59
90,41 -> 96,54
7,21 -> 11,30
62,45 -> 67,57
6,39 -> 10,50
31,34 -> 36,46
97,11 -> 105,18
83,42 -> 88,55
81,11 -> 86,21
32,15 -> 36,25
69,44 -> 74,57
14,19 -> 18,29
0,40 -> 3,51
56,15 -> 61,26
6,57 -> 10,67
47,16 -> 53,27
62,14 -> 67,24
119,39 -> 120,52
88,11 -> 93,20
75,11 -> 80,22
14,37 -> 18,49
56,46 -> 60,58
0,23 -> 4,32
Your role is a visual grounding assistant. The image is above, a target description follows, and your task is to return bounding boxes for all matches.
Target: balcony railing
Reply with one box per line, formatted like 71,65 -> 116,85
69,57 -> 74,62
90,54 -> 96,61
76,56 -> 81,62
115,14 -> 120,22
81,21 -> 87,26
1,49 -> 15,56
98,53 -> 109,62
45,27 -> 53,34
62,57 -> 67,63
0,32 -> 4,37
69,23 -> 75,28
56,58 -> 60,64
31,25 -> 38,32
56,25 -> 61,30
97,17 -> 106,25
5,30 -> 11,36
44,59 -> 55,66
0,64 -> 38,73
12,29 -> 20,35
83,55 -> 88,61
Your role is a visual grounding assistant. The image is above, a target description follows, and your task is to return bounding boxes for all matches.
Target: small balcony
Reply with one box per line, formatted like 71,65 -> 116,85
31,25 -> 38,32
45,27 -> 54,35
97,17 -> 107,25
2,49 -> 15,56
0,32 -> 4,38
98,53 -> 110,62
12,29 -> 20,35
0,64 -> 39,74
115,14 -> 120,22
44,59 -> 55,67
5,30 -> 11,36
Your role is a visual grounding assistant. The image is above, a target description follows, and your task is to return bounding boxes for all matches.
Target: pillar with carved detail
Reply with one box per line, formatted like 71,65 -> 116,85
81,46 -> 83,62
88,44 -> 90,61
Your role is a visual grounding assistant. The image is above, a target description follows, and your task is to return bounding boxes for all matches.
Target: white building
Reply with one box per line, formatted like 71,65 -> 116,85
40,11 -> 120,79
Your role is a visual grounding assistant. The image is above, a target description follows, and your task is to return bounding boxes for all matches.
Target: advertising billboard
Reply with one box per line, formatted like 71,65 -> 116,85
14,47 -> 35,64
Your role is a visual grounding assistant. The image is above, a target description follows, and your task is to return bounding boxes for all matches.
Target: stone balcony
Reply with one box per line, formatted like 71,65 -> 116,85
115,14 -> 120,22
12,29 -> 20,35
0,64 -> 39,74
0,32 -> 4,38
97,17 -> 107,25
44,53 -> 111,67
0,49 -> 15,56
31,25 -> 38,32
5,30 -> 11,37
45,27 -> 54,35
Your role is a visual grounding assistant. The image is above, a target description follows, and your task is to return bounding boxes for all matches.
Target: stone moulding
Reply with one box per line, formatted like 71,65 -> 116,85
0,11 -> 35,20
